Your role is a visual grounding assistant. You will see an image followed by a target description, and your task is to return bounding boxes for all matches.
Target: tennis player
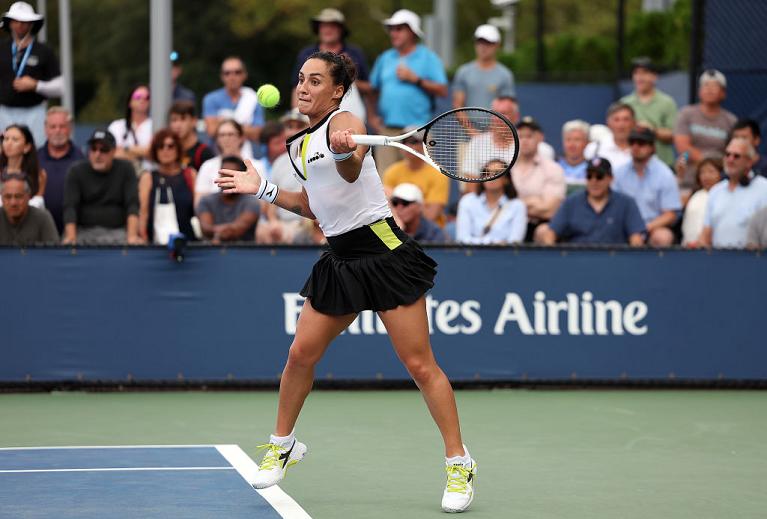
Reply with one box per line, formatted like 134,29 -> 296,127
215,51 -> 476,513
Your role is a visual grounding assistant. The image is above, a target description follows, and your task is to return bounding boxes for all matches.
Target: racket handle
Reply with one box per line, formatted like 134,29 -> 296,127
351,134 -> 389,146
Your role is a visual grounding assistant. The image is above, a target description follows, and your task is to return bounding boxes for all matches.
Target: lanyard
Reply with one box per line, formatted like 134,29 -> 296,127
11,40 -> 34,78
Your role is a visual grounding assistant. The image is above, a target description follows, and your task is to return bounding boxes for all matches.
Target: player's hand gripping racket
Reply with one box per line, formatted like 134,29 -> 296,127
352,107 -> 519,182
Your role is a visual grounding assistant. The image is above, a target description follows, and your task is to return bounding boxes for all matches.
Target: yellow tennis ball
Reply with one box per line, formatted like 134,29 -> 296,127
257,84 -> 280,109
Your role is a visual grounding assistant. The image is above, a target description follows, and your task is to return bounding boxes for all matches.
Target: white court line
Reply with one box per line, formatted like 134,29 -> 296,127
0,445 -> 219,451
216,445 -> 313,519
0,467 -> 234,474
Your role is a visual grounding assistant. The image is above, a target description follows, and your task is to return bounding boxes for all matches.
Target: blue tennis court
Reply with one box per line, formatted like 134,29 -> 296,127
0,445 -> 311,519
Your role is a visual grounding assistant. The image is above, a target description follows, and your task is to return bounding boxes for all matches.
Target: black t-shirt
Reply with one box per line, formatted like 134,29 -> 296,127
0,37 -> 61,107
183,141 -> 214,171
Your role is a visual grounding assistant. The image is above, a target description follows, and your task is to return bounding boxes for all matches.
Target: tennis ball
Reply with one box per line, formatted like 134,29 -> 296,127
257,84 -> 280,109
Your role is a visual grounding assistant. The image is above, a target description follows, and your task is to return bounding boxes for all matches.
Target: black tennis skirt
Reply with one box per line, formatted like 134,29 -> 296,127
300,217 -> 437,315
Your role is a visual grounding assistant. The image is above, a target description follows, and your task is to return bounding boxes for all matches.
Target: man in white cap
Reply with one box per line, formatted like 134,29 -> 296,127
368,9 -> 448,173
390,183 -> 447,243
0,1 -> 63,147
452,24 -> 515,110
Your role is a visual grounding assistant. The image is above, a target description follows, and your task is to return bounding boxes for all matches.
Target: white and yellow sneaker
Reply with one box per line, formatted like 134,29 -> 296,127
251,439 -> 307,489
441,457 -> 477,513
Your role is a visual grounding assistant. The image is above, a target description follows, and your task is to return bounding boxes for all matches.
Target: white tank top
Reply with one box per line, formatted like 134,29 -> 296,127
286,110 -> 391,237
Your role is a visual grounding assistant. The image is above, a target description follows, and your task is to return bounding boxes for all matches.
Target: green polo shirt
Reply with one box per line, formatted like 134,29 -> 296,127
621,89 -> 678,166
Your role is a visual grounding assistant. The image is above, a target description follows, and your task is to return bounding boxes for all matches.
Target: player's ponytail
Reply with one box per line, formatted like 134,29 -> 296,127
307,51 -> 357,98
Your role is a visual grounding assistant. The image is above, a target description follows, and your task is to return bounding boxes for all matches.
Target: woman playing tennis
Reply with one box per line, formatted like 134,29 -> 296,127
215,52 -> 476,513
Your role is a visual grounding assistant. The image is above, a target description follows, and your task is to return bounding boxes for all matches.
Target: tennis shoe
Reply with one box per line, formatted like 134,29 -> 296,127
251,439 -> 307,489
441,457 -> 477,513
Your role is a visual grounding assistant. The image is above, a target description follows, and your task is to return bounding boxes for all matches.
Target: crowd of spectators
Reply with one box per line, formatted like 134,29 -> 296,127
1,2 -> 766,250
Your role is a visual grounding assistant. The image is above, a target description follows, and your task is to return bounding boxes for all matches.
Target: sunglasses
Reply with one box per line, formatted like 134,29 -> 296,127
90,145 -> 112,154
158,142 -> 177,150
725,151 -> 743,159
131,93 -> 150,101
391,198 -> 414,207
222,69 -> 244,76
388,24 -> 409,32
628,139 -> 651,146
586,172 -> 608,180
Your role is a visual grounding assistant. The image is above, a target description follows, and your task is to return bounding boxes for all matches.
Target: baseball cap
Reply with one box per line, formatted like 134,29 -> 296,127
391,183 -> 423,204
474,24 -> 501,43
586,157 -> 612,177
87,129 -> 116,149
628,126 -> 656,144
383,9 -> 424,39
517,116 -> 541,132
631,56 -> 658,74
699,69 -> 727,89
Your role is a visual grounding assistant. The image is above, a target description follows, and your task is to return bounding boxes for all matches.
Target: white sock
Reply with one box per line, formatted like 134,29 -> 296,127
270,430 -> 295,448
445,444 -> 472,466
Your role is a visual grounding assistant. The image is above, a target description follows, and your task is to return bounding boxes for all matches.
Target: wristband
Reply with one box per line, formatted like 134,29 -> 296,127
256,177 -> 279,204
331,150 -> 354,161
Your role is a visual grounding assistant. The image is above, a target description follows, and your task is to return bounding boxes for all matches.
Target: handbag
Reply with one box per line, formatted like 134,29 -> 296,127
152,181 -> 180,245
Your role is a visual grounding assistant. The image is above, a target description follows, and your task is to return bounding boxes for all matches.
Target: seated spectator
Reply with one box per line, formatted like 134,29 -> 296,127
456,159 -> 527,244
382,126 -> 448,224
254,121 -> 290,244
138,129 -> 196,244
746,206 -> 767,249
108,85 -> 152,173
558,119 -> 590,189
0,174 -> 58,245
1,123 -> 46,208
197,156 -> 260,244
194,119 -> 245,204
673,69 -> 736,190
510,117 -> 566,239
390,183 -> 447,243
168,100 -> 214,172
681,158 -> 723,247
535,158 -> 645,246
613,127 -> 680,246
37,106 -> 83,234
731,118 -> 767,177
585,102 -> 635,170
62,129 -> 140,245
699,137 -> 767,248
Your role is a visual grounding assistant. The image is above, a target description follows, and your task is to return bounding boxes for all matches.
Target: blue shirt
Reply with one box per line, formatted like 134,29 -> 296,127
455,193 -> 527,244
202,87 -> 265,157
412,216 -> 448,243
704,175 -> 767,248
549,189 -> 646,244
370,44 -> 447,128
613,156 -> 681,223
37,141 -> 85,234
558,158 -> 588,182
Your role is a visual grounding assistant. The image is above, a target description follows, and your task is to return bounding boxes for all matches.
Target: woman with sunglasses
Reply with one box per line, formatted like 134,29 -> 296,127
0,124 -> 46,208
455,159 -> 527,244
216,51 -> 476,514
138,129 -> 195,244
108,85 -> 152,172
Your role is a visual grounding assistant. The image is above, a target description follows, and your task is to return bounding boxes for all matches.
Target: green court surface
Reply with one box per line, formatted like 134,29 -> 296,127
1,390 -> 765,518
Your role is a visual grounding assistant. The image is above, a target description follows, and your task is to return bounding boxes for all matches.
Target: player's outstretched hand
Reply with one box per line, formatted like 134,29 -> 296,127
329,128 -> 358,154
215,159 -> 262,194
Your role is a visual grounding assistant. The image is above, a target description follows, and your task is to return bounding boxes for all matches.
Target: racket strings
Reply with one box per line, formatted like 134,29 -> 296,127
423,109 -> 517,182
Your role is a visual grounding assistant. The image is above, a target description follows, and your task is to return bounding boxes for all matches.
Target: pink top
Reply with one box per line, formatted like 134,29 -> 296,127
512,155 -> 566,201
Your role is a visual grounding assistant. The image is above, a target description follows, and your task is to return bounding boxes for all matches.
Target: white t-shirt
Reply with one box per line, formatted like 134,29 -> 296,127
195,156 -> 265,199
271,153 -> 303,223
585,134 -> 631,171
681,189 -> 709,245
108,118 -> 153,171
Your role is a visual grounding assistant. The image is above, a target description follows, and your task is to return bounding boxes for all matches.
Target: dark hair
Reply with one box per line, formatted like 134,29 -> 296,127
0,124 -> 40,195
123,85 -> 150,143
695,157 -> 724,188
169,100 -> 197,118
149,128 -> 183,164
259,121 -> 285,145
477,159 -> 516,199
733,118 -> 761,140
606,102 -> 635,119
306,51 -> 357,98
220,155 -> 246,171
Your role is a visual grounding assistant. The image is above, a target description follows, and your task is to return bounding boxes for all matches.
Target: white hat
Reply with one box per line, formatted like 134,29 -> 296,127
1,2 -> 44,34
474,24 -> 501,44
699,69 -> 727,89
391,183 -> 424,204
383,9 -> 424,39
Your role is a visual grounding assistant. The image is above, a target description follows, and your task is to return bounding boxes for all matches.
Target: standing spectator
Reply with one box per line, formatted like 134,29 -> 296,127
699,138 -> 767,248
0,173 -> 57,245
202,56 -> 264,159
168,100 -> 213,172
674,69 -> 737,189
108,85 -> 152,173
585,102 -> 635,170
0,2 -> 62,147
558,119 -> 590,188
194,119 -> 245,204
746,206 -> 767,249
510,117 -> 566,238
731,118 -> 767,177
620,57 -> 677,166
681,158 -> 724,246
37,106 -> 83,233
456,159 -> 527,244
197,156 -> 259,244
452,24 -> 515,111
62,129 -> 140,245
1,123 -> 45,207
170,51 -> 196,104
291,8 -> 370,122
368,9 -> 448,173
390,183 -> 447,243
613,127 -> 681,247
535,158 -> 645,246
382,126 -> 448,224
138,129 -> 196,244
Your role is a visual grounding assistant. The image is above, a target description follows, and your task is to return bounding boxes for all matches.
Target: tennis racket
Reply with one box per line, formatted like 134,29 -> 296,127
352,107 -> 519,183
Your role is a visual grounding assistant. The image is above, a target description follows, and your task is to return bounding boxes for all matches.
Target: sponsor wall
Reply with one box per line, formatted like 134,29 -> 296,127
1,247 -> 764,383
